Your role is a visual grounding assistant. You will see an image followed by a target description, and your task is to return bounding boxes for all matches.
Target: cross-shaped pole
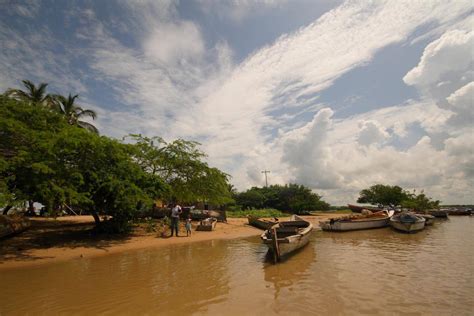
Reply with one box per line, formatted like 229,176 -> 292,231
261,170 -> 271,187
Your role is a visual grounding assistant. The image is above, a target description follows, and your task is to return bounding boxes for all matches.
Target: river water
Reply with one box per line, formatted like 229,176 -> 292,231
1,217 -> 473,315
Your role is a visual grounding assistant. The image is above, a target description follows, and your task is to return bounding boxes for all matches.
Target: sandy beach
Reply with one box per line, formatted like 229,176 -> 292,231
0,213 -> 343,270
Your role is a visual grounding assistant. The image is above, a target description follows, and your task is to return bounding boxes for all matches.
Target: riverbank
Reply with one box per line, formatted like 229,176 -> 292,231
0,213 -> 343,270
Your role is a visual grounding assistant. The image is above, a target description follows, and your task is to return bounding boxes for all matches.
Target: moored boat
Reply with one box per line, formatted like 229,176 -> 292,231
390,212 -> 425,233
319,211 -> 394,232
347,204 -> 383,213
247,215 -> 277,230
428,210 -> 448,218
261,215 -> 313,263
196,217 -> 217,231
416,214 -> 435,226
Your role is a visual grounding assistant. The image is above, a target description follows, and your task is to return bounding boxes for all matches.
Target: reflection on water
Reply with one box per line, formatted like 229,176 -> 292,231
1,217 -> 473,315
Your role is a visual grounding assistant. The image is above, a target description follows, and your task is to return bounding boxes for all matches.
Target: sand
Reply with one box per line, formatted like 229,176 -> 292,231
0,213 -> 343,270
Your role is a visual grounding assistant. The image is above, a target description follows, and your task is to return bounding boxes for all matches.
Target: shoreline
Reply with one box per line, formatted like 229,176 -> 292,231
0,214 -> 343,270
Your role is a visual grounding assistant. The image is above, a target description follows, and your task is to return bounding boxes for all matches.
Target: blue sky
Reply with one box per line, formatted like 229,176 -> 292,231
1,0 -> 472,204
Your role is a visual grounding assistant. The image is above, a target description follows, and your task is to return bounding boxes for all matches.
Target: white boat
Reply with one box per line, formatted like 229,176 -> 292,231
319,211 -> 394,232
261,215 -> 313,263
390,212 -> 426,233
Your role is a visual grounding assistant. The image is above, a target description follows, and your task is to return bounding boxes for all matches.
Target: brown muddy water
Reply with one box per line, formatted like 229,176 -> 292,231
1,217 -> 473,315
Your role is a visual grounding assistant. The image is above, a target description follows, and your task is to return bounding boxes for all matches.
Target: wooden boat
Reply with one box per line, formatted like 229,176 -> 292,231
0,215 -> 31,238
319,211 -> 394,232
261,215 -> 313,263
428,210 -> 448,218
347,204 -> 383,213
196,217 -> 217,231
417,214 -> 435,226
247,215 -> 277,230
390,212 -> 425,233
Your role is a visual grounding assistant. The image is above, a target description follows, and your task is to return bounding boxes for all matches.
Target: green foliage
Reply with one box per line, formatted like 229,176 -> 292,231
0,96 -> 165,231
127,134 -> 233,205
401,191 -> 440,212
1,89 -> 232,232
357,184 -> 410,208
227,208 -> 288,218
235,184 -> 330,214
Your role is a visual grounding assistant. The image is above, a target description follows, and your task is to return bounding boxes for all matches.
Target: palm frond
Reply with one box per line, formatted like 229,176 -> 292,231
77,121 -> 99,134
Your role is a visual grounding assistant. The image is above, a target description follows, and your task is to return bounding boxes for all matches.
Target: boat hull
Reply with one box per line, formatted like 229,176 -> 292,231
428,210 -> 448,218
261,215 -> 313,261
320,217 -> 389,232
264,228 -> 312,257
247,216 -> 276,230
390,217 -> 425,233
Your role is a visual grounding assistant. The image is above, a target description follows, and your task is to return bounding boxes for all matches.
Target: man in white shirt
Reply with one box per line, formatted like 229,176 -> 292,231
170,203 -> 182,237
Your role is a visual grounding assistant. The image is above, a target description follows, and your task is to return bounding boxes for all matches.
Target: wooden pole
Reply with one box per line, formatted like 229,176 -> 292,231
271,227 -> 280,263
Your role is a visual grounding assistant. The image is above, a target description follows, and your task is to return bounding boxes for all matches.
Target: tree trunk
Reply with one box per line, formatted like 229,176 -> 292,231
2,204 -> 13,215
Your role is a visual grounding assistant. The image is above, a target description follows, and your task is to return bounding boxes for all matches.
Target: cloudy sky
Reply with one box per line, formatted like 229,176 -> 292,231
1,0 -> 473,205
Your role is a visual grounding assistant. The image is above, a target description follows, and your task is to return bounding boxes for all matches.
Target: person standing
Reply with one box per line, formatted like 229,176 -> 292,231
170,203 -> 182,237
185,215 -> 192,237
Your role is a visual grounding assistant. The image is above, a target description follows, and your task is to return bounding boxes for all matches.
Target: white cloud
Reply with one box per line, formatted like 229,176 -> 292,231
446,81 -> 474,127
144,21 -> 205,65
357,120 -> 390,147
403,29 -> 473,103
281,108 -> 342,189
1,0 -> 473,205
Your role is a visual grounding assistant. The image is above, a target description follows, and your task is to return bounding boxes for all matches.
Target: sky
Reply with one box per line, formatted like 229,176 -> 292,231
0,0 -> 473,205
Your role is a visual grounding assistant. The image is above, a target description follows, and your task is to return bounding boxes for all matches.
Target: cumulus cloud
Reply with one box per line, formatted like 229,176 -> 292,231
446,82 -> 474,127
403,30 -> 473,104
357,120 -> 390,147
282,108 -> 342,189
1,0 -> 473,205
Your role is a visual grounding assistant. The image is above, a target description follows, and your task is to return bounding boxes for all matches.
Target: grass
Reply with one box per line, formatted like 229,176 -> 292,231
226,209 -> 289,218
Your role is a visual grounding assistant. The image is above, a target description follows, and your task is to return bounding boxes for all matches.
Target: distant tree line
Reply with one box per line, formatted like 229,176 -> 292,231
233,184 -> 330,214
0,81 -> 232,232
357,184 -> 440,212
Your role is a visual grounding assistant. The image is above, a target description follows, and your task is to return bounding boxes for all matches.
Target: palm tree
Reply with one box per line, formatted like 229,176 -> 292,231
53,94 -> 99,133
4,80 -> 54,107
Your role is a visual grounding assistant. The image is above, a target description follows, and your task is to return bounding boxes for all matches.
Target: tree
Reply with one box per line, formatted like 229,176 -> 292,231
236,188 -> 266,209
235,184 -> 330,213
401,190 -> 440,212
357,184 -> 409,208
53,94 -> 98,133
127,134 -> 233,205
4,80 -> 54,107
0,96 -> 166,230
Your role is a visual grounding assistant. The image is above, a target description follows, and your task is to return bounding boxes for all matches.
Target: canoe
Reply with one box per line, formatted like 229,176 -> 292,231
319,211 -> 394,232
196,217 -> 217,231
247,215 -> 277,230
261,215 -> 313,263
390,212 -> 425,233
0,215 -> 31,238
347,204 -> 383,213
